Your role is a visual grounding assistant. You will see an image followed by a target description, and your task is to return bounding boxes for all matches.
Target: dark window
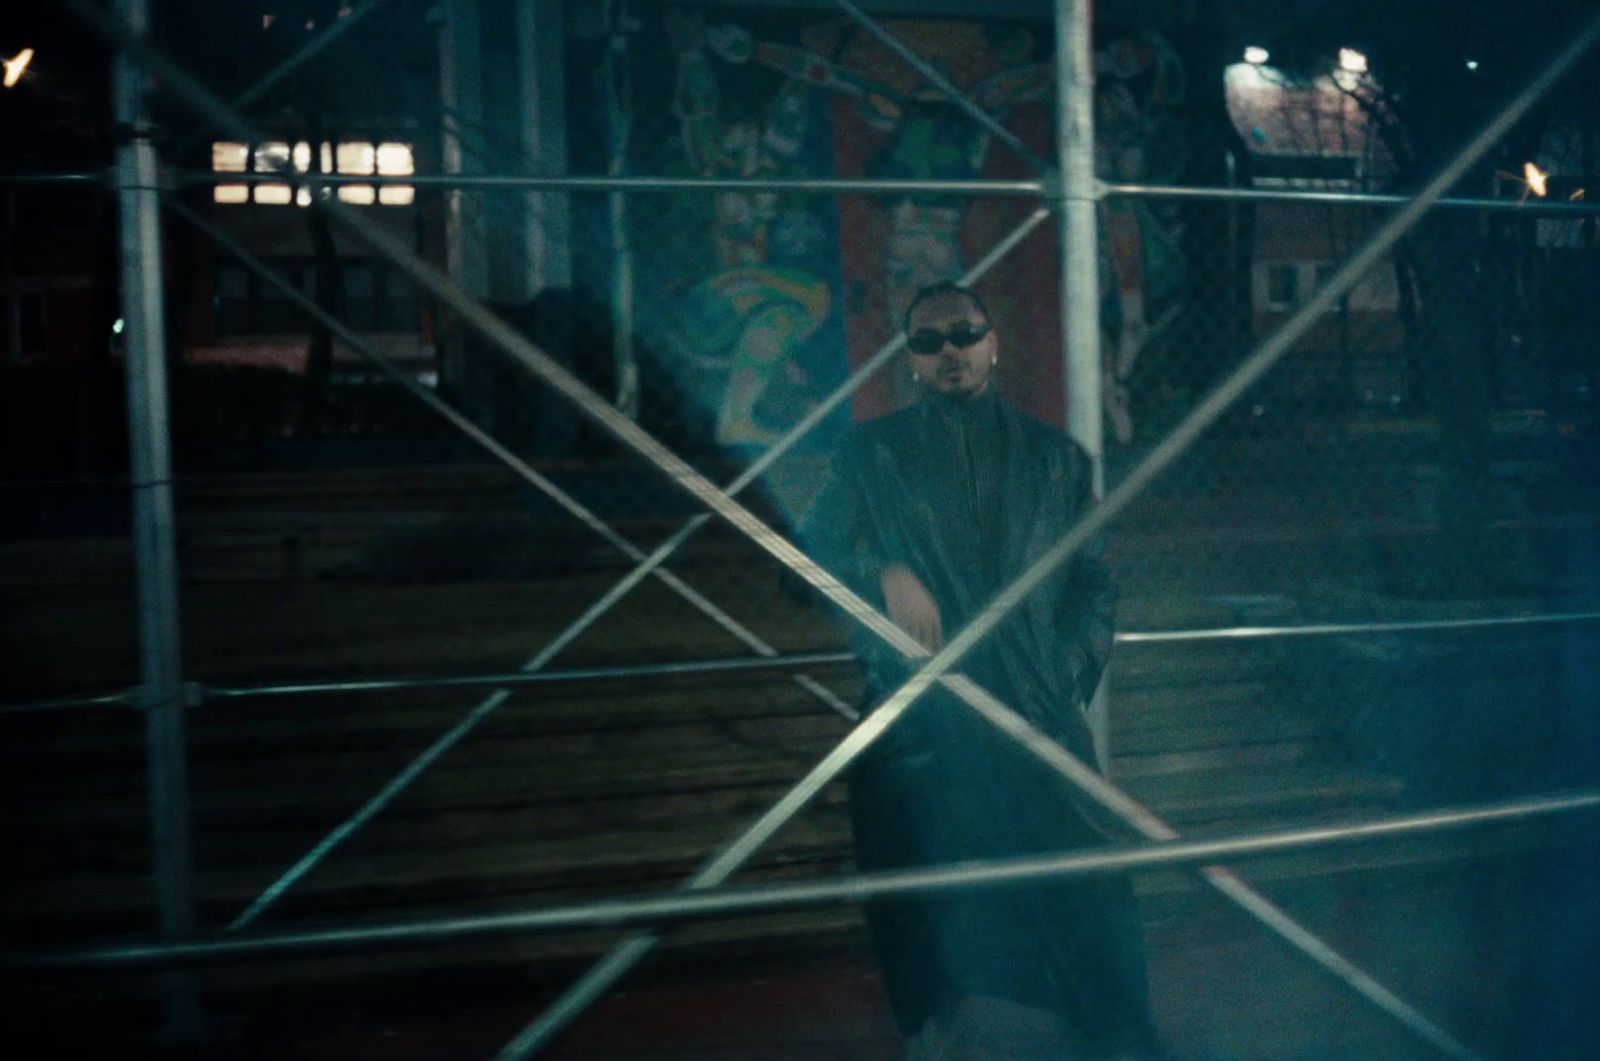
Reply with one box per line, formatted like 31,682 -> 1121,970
1267,264 -> 1299,309
256,261 -> 314,333
213,257 -> 421,336
341,264 -> 377,331
215,265 -> 252,335
381,270 -> 420,331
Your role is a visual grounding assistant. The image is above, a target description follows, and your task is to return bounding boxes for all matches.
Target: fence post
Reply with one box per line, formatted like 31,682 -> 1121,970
1054,0 -> 1110,765
112,0 -> 200,1039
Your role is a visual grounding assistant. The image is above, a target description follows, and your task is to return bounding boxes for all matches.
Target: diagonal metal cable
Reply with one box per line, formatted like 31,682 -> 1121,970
166,200 -> 859,931
460,207 -> 1050,754
832,0 -> 1052,174
69,4 -> 1596,1057
173,0 -> 400,159
204,203 -> 1044,930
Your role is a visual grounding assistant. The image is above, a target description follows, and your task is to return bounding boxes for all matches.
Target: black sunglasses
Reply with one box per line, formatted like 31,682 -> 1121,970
906,320 -> 991,356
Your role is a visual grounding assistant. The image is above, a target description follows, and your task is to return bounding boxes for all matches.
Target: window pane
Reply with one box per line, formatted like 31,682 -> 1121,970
337,185 -> 376,205
378,185 -> 415,206
375,143 -> 413,176
214,184 -> 249,204
255,142 -> 291,174
257,263 -> 312,332
293,142 -> 313,172
336,141 -> 375,175
342,264 -> 376,330
382,269 -> 420,331
255,183 -> 293,205
215,265 -> 251,335
1267,264 -> 1299,307
212,142 -> 248,173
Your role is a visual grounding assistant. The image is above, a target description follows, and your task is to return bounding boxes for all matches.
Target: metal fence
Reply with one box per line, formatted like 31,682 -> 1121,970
5,1 -> 1600,1058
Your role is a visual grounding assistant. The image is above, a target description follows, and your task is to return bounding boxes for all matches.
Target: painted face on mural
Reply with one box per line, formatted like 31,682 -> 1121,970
907,293 -> 998,399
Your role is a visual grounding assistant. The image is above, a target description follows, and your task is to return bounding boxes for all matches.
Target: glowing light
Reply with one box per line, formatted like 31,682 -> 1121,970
3,48 -> 34,89
1338,48 -> 1368,74
1243,46 -> 1269,65
1524,161 -> 1549,198
375,143 -> 413,176
1466,59 -> 1480,71
112,318 -> 125,335
1571,188 -> 1586,202
255,183 -> 293,205
338,185 -> 376,205
336,141 -> 375,175
211,142 -> 249,173
214,184 -> 249,204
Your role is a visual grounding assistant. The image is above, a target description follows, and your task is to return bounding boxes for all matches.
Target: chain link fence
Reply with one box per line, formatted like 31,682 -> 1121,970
3,0 -> 1598,1055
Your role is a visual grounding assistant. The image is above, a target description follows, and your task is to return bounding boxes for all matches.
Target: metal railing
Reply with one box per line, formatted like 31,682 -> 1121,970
10,608 -> 1600,716
26,788 -> 1599,969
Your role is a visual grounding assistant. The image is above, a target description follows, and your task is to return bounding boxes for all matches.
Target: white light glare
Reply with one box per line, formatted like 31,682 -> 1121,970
112,318 -> 125,335
1339,48 -> 1368,73
3,48 -> 35,89
1466,59 -> 1479,71
1244,45 -> 1269,65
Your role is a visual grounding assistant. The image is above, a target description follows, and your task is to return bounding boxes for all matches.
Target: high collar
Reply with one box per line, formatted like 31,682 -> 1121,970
925,385 -> 1001,424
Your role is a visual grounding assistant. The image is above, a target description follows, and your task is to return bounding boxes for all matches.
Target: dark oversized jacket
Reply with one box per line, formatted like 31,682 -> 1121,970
798,390 -> 1116,769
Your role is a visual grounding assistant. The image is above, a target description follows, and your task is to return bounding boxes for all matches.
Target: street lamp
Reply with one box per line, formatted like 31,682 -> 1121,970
3,47 -> 34,89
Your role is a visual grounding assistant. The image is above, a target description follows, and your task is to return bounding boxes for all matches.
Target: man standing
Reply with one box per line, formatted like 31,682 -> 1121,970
799,282 -> 1158,1058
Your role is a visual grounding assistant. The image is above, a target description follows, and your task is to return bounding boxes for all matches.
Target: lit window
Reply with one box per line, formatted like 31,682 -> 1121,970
336,141 -> 375,175
254,142 -> 292,204
255,183 -> 293,205
211,140 -> 412,207
374,143 -> 412,203
255,142 -> 291,173
376,143 -> 414,204
212,142 -> 248,172
376,143 -> 413,176
212,141 -> 250,202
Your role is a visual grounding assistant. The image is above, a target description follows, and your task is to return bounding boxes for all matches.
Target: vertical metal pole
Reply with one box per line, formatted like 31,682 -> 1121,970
1055,0 -> 1110,764
516,0 -> 573,297
605,0 -> 639,418
439,0 -> 488,298
112,0 -> 200,1039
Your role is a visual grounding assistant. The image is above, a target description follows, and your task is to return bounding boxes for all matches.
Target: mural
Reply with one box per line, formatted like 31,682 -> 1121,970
586,6 -> 1191,447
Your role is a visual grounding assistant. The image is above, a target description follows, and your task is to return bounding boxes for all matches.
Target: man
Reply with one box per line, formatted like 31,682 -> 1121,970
799,282 -> 1158,1059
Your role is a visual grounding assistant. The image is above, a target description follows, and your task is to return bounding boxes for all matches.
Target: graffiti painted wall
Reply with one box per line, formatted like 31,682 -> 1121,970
571,5 -> 1191,447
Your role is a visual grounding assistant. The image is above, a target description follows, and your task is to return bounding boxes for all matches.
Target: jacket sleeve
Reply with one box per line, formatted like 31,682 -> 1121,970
793,432 -> 893,604
1058,442 -> 1117,704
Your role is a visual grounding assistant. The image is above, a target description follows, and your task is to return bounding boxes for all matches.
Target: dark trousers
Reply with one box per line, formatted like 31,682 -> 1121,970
849,708 -> 1157,1056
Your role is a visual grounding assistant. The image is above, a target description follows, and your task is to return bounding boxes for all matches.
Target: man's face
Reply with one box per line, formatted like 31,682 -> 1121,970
907,294 -> 998,399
